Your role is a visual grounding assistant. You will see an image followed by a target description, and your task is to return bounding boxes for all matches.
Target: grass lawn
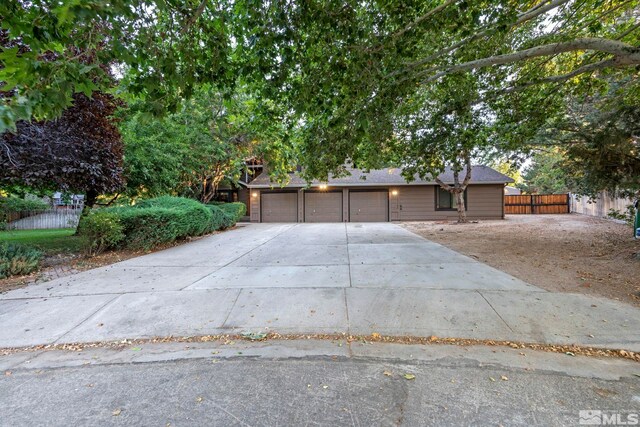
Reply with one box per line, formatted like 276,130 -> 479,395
0,228 -> 85,255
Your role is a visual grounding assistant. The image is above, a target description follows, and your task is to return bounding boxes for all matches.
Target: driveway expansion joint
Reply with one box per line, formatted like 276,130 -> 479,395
477,290 -> 516,333
51,294 -> 121,345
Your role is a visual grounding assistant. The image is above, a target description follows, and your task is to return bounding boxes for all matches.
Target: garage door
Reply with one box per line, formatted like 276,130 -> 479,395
349,191 -> 388,222
304,192 -> 343,222
261,192 -> 298,222
398,187 -> 432,220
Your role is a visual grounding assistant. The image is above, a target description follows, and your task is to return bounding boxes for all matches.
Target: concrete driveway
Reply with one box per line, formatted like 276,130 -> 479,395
1,223 -> 639,350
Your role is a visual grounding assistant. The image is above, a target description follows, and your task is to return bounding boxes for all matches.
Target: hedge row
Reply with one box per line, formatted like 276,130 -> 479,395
78,197 -> 246,253
216,202 -> 247,222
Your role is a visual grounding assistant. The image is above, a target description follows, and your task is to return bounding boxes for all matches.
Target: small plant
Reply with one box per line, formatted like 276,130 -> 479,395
607,205 -> 635,225
0,243 -> 43,279
77,211 -> 125,256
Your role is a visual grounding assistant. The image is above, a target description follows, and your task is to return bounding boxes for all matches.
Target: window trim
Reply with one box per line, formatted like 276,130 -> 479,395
435,187 -> 468,211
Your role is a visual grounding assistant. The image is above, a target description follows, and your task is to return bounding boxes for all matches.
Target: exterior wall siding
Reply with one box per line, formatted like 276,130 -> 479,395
250,190 -> 260,222
252,184 -> 505,222
238,188 -> 250,216
393,185 -> 504,221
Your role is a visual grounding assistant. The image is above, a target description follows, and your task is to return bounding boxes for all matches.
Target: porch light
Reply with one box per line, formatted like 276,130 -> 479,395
319,184 -> 328,190
251,192 -> 258,198
391,190 -> 398,196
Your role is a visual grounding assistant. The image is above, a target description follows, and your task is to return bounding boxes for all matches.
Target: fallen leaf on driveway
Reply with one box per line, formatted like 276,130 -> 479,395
112,409 -> 122,416
4,371 -> 11,376
501,375 -> 509,381
240,331 -> 267,341
131,347 -> 142,351
383,371 -> 392,377
489,377 -> 496,382
196,397 -> 203,403
371,332 -> 381,339
403,374 -> 416,380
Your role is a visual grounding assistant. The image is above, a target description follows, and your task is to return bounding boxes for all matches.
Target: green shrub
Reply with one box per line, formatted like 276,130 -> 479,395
205,204 -> 229,231
77,211 -> 125,256
607,206 -> 635,225
77,197 -> 242,252
0,243 -> 43,279
217,202 -> 247,222
0,197 -> 49,213
206,202 -> 246,230
106,197 -> 213,250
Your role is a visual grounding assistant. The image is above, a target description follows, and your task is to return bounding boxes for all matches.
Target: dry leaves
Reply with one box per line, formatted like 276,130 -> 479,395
1,332 -> 638,363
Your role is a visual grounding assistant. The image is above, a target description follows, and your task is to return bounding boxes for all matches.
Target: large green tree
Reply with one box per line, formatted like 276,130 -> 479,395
121,85 -> 292,202
0,0 -> 232,132
231,0 -> 639,220
522,90 -> 640,197
0,92 -> 124,207
3,0 -> 639,221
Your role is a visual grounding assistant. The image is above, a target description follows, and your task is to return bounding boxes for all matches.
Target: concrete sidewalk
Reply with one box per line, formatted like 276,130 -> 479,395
1,223 -> 639,350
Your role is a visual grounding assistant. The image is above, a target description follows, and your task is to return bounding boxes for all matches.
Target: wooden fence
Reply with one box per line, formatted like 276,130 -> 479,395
5,208 -> 82,230
505,194 -> 570,214
570,191 -> 635,218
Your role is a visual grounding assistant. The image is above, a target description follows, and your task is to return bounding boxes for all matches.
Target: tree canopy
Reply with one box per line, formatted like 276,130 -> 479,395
2,0 -> 639,211
121,85 -> 293,201
0,0 -> 232,132
232,0 -> 639,179
0,92 -> 124,206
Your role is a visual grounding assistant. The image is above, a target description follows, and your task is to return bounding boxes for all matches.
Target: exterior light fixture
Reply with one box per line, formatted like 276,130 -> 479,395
319,184 -> 328,190
251,192 -> 258,198
391,190 -> 398,196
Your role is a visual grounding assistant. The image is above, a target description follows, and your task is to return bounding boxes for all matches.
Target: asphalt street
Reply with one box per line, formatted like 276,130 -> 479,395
1,340 -> 639,426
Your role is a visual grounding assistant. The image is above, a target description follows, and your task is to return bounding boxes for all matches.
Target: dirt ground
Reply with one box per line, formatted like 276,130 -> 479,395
403,214 -> 640,306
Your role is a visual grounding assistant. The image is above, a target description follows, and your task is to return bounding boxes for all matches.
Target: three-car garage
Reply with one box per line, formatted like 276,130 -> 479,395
248,166 -> 513,223
259,189 -> 389,223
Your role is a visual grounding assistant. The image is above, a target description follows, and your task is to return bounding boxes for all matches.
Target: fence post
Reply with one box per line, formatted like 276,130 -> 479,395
530,195 -> 535,214
567,193 -> 571,213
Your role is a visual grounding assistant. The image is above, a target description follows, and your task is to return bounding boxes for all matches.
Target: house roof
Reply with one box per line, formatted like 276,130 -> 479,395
247,165 -> 514,188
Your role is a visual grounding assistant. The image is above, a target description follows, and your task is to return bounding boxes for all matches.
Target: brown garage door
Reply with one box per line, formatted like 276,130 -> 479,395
261,192 -> 298,222
398,186 -> 432,220
349,191 -> 388,222
304,192 -> 343,222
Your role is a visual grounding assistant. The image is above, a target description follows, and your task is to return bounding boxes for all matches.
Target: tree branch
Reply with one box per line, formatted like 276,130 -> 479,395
424,38 -> 640,83
181,0 -> 208,34
473,58 -> 619,101
388,0 -> 572,79
388,0 -> 458,41
461,154 -> 472,188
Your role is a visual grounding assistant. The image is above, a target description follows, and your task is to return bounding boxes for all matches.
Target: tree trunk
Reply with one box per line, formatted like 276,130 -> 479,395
85,189 -> 98,208
455,189 -> 467,223
435,152 -> 473,224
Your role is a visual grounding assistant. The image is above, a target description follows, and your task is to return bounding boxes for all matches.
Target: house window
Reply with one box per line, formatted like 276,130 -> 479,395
436,187 -> 467,210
